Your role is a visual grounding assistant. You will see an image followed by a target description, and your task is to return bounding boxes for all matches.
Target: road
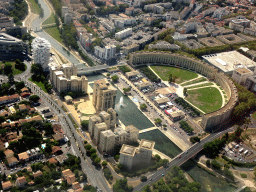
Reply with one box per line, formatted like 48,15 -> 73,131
133,128 -> 235,192
20,77 -> 112,192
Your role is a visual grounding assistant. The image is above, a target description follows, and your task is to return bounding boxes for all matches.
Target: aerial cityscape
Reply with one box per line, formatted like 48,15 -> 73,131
1,0 -> 256,191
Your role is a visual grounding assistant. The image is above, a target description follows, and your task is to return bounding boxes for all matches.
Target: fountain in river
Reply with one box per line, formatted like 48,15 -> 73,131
115,96 -> 125,111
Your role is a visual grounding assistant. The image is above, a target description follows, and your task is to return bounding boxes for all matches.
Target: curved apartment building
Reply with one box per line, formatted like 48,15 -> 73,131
128,51 -> 238,131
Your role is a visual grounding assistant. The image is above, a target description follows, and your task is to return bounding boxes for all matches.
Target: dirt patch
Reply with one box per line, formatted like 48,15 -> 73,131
155,87 -> 175,95
77,94 -> 96,115
127,179 -> 142,188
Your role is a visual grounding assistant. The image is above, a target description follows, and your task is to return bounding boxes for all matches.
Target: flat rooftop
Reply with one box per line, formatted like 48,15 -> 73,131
120,144 -> 136,156
202,50 -> 256,73
139,139 -> 155,150
235,67 -> 253,75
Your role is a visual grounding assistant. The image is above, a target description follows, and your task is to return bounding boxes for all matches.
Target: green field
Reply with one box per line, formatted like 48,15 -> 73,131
29,78 -> 47,93
42,13 -> 56,25
150,65 -> 198,84
186,87 -> 222,113
27,0 -> 41,14
186,82 -> 214,90
181,77 -> 207,86
43,26 -> 63,43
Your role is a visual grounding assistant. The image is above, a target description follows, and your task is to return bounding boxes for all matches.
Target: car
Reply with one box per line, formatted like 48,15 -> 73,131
162,174 -> 164,176
150,178 -> 152,181
185,151 -> 188,154
250,169 -> 254,171
178,155 -> 181,158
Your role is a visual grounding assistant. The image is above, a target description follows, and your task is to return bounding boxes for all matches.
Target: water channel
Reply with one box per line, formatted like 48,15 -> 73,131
31,0 -> 80,64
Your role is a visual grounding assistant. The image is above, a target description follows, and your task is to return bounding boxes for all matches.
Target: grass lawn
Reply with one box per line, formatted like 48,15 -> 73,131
187,82 -> 214,90
150,65 -> 198,84
182,77 -> 207,86
42,13 -> 56,25
252,111 -> 256,120
27,0 -> 41,14
29,78 -> 47,93
43,26 -> 63,43
186,87 -> 222,113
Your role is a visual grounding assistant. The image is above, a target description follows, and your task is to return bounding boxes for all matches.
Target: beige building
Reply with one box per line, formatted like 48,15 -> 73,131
125,125 -> 140,143
128,51 -> 238,131
49,63 -> 88,93
98,130 -> 115,153
232,67 -> 254,85
119,139 -> 155,170
169,110 -> 185,121
94,122 -> 107,144
93,79 -> 117,112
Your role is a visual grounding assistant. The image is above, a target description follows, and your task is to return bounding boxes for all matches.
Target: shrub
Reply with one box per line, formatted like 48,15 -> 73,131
119,65 -> 131,73
179,121 -> 194,133
240,173 -> 247,178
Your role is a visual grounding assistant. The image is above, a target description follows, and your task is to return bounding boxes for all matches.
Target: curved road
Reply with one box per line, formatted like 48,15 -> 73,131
31,0 -> 79,64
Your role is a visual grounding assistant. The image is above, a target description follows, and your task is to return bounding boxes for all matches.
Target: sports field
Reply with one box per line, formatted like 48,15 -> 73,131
186,87 -> 222,113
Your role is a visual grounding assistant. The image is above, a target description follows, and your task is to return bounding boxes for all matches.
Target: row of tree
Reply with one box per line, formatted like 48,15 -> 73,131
9,0 -> 28,25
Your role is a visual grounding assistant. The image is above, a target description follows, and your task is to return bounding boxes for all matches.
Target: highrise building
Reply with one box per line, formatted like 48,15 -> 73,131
93,79 -> 117,113
32,37 -> 51,71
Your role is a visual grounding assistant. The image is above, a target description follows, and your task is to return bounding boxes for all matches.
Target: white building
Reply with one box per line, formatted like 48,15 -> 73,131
62,6 -> 69,18
115,28 -> 132,39
64,13 -> 72,24
232,68 -> 254,85
119,139 -> 155,170
94,44 -> 116,60
32,37 -> 51,71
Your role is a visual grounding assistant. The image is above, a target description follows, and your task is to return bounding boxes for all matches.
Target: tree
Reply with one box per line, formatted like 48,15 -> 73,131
183,88 -> 188,96
111,75 -> 119,82
90,148 -> 97,154
190,136 -> 200,143
15,81 -> 25,90
244,118 -> 251,130
113,178 -> 133,192
114,155 -> 119,161
8,73 -> 14,84
85,144 -> 92,151
4,63 -> 13,75
91,153 -> 97,160
206,160 -> 211,167
102,161 -> 107,168
81,120 -> 89,130
168,73 -> 173,83
154,154 -> 161,161
29,95 -> 40,103
84,140 -> 88,145
94,157 -> 101,164
140,103 -> 147,110
141,176 -> 147,182
211,160 -> 222,170
154,118 -> 162,125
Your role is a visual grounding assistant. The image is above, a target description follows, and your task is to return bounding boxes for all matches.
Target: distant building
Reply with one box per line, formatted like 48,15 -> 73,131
115,28 -> 132,39
32,37 -> 51,71
119,139 -> 155,170
64,13 -> 72,24
94,44 -> 116,60
2,181 -> 12,191
93,79 -> 117,112
0,33 -> 28,60
232,68 -> 253,85
79,33 -> 92,51
15,177 -> 27,188
245,75 -> 256,92
62,6 -> 69,18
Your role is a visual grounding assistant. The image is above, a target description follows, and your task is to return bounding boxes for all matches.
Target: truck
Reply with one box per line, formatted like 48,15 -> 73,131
244,150 -> 248,155
239,148 -> 244,153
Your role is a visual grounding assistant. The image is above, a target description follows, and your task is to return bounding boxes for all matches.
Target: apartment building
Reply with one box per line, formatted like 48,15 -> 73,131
232,67 -> 254,85
32,37 -> 51,71
119,139 -> 155,170
93,79 -> 117,112
79,33 -> 93,51
0,33 -> 28,60
49,63 -> 88,93
94,44 -> 116,60
115,28 -> 132,39
98,130 -> 115,153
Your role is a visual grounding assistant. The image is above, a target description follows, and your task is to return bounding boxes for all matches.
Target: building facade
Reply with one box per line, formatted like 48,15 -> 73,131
128,52 -> 238,131
94,44 -> 116,60
32,37 -> 51,71
93,79 -> 117,112
49,63 -> 88,93
0,33 -> 28,60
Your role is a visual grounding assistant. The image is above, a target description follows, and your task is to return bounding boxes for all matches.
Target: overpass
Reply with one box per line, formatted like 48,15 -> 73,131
133,129 -> 233,192
77,64 -> 110,75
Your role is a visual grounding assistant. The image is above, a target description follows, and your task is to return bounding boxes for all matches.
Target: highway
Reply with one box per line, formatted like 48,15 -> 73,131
133,128 -> 234,192
20,77 -> 112,192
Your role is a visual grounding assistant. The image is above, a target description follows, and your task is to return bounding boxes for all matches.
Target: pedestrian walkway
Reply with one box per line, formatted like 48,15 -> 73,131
153,149 -> 172,161
139,127 -> 158,133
